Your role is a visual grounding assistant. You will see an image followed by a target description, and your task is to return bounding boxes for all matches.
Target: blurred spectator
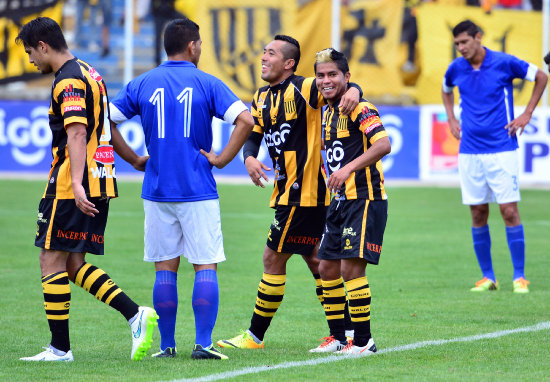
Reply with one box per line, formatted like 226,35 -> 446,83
75,0 -> 112,57
152,0 -> 184,66
401,0 -> 420,73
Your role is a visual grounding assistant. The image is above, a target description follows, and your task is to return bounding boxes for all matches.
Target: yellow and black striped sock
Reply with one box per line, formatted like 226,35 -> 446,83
249,273 -> 285,341
345,276 -> 371,347
313,273 -> 324,306
42,271 -> 71,352
74,262 -> 139,321
322,277 -> 346,342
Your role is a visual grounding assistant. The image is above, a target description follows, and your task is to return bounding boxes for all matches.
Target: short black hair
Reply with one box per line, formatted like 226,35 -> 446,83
544,51 -> 550,65
15,17 -> 68,51
164,18 -> 200,57
452,19 -> 483,38
274,34 -> 300,72
314,48 -> 349,75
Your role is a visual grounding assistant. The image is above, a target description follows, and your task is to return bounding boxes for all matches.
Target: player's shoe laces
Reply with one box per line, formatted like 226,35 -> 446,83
152,347 -> 177,358
191,344 -> 228,360
20,346 -> 74,362
337,338 -> 377,356
470,277 -> 499,292
513,277 -> 530,294
309,335 -> 346,353
130,306 -> 158,360
217,330 -> 264,349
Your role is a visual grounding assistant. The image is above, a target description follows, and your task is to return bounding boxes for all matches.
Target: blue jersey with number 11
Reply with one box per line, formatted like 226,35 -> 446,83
110,61 -> 246,202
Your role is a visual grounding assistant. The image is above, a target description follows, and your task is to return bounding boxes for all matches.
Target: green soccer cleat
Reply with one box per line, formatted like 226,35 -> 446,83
130,306 -> 159,360
217,330 -> 264,349
470,277 -> 499,292
191,344 -> 228,360
152,347 -> 177,358
513,277 -> 530,294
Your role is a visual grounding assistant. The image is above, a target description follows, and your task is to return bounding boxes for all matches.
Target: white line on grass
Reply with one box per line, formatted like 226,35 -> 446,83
166,321 -> 550,382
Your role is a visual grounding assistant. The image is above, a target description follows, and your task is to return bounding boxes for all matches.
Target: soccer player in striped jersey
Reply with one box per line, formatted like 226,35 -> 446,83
109,18 -> 254,360
442,20 -> 547,293
217,35 -> 361,350
309,48 -> 390,355
16,17 -> 157,362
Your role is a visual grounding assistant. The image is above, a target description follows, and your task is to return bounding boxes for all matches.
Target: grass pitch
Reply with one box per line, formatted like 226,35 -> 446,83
1,179 -> 549,381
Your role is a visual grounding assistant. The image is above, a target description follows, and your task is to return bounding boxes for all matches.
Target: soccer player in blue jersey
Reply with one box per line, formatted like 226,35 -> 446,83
441,20 -> 547,293
109,18 -> 254,359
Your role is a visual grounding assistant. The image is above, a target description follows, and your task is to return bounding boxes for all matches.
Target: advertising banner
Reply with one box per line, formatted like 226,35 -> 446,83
0,100 -> 420,180
420,105 -> 550,184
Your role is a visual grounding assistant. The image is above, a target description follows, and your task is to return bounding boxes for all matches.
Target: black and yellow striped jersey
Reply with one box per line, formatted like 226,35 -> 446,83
323,99 -> 388,201
251,74 -> 330,208
43,57 -> 117,199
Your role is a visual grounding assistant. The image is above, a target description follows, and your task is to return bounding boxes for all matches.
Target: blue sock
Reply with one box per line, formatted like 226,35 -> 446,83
472,225 -> 495,282
153,270 -> 178,350
192,269 -> 219,348
506,224 -> 525,280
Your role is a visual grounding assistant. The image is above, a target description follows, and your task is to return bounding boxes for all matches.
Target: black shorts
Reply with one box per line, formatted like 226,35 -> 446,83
266,205 -> 327,255
35,197 -> 110,255
318,199 -> 387,264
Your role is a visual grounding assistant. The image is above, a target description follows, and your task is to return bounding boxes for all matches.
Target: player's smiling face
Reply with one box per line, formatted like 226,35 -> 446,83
315,62 -> 350,105
454,31 -> 482,62
261,40 -> 292,85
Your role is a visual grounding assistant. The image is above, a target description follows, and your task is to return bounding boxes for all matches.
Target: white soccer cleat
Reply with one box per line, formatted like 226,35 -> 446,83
309,335 -> 346,353
337,337 -> 377,356
130,306 -> 158,360
20,346 -> 74,362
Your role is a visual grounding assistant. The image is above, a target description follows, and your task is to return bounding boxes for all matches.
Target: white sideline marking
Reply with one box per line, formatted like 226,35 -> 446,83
167,321 -> 550,382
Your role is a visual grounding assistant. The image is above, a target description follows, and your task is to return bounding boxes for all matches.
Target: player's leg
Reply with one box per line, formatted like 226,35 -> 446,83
303,244 -> 354,338
459,153 -> 497,291
499,202 -> 528,292
151,257 -> 179,358
219,206 -> 309,349
143,200 -> 185,357
310,200 -> 347,352
177,199 -> 228,360
337,199 -> 385,356
24,198 -> 79,361
490,150 -> 528,292
21,248 -> 74,361
310,258 -> 348,353
340,259 -> 376,356
469,204 -> 498,289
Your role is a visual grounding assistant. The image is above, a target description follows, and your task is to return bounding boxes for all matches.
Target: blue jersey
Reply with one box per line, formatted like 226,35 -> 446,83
443,48 -> 537,154
110,61 -> 247,202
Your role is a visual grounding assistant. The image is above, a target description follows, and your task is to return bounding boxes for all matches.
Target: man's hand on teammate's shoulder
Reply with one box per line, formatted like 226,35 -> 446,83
339,86 -> 360,116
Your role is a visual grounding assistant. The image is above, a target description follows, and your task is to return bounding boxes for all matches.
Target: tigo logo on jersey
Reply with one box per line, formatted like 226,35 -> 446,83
93,145 -> 115,164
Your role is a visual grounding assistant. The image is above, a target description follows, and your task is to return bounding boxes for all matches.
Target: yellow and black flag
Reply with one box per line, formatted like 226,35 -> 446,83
0,0 -> 63,84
